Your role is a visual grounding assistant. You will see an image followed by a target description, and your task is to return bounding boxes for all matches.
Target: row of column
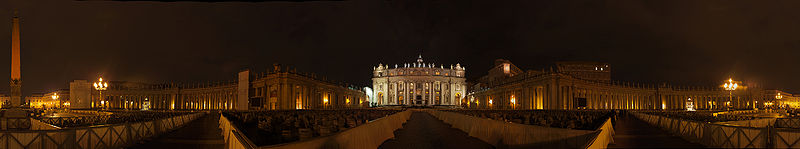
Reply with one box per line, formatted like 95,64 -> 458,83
471,83 -> 755,110
385,81 -> 455,106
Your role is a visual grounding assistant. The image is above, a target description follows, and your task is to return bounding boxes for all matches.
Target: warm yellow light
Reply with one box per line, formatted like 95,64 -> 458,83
99,78 -> 103,82
489,99 -> 493,104
503,63 -> 510,73
510,95 -> 516,104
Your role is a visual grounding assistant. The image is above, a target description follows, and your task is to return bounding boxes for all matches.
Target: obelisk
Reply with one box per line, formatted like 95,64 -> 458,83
10,11 -> 21,107
3,11 -> 28,130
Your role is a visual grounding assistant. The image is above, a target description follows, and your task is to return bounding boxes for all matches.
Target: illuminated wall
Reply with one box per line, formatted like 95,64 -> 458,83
470,60 -> 768,110
372,55 -> 467,106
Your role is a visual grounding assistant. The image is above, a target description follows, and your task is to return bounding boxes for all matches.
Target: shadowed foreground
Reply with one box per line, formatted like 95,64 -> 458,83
379,111 -> 494,149
608,113 -> 705,148
132,113 -> 225,149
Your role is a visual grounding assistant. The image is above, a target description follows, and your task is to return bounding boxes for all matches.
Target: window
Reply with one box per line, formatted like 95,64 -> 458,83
503,63 -> 511,74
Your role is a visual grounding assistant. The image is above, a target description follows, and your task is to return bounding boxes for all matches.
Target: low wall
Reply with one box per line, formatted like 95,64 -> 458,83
219,110 -> 413,149
713,118 -> 776,127
219,113 -> 257,149
69,110 -> 113,116
424,110 -> 612,149
0,112 -> 205,149
632,112 -> 768,148
587,118 -> 615,149
30,118 -> 61,130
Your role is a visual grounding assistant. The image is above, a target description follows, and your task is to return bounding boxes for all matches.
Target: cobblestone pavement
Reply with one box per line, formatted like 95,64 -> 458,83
608,113 -> 705,148
132,112 -> 225,149
379,111 -> 494,149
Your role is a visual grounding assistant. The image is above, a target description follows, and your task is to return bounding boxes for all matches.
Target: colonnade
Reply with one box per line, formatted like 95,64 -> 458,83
469,74 -> 763,110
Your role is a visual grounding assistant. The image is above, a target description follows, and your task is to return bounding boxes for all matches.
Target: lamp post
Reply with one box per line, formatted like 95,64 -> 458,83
723,78 -> 738,111
94,77 -> 108,110
775,92 -> 783,109
51,93 -> 59,109
510,95 -> 516,109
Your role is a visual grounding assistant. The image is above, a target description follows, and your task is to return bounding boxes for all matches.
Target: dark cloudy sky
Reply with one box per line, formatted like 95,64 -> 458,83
0,0 -> 799,95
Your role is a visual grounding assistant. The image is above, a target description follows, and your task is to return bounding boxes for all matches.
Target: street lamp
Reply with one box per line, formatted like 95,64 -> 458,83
510,95 -> 516,109
723,78 -> 738,111
94,77 -> 108,110
51,93 -> 59,108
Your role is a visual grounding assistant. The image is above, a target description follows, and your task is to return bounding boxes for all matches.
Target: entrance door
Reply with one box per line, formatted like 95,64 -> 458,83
416,95 -> 422,105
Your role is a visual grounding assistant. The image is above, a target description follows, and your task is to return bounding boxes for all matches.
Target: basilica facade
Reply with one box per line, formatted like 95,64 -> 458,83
372,55 -> 467,106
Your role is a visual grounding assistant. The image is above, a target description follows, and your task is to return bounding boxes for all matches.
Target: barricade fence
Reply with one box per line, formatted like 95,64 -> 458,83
777,118 -> 800,129
423,110 -> 613,149
30,118 -> 61,130
218,110 -> 413,149
0,112 -> 205,149
632,112 -> 795,148
713,118 -> 777,128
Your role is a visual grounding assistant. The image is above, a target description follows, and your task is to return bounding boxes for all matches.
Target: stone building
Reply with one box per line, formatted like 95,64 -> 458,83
468,59 -> 775,110
372,55 -> 467,106
27,89 -> 68,109
66,64 -> 366,110
249,64 -> 368,110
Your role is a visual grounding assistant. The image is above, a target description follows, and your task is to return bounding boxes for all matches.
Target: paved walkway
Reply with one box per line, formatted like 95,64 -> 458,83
608,113 -> 705,148
379,111 -> 493,149
132,112 -> 225,149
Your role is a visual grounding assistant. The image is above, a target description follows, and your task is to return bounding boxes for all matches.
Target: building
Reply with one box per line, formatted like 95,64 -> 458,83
769,90 -> 800,108
65,64 -> 366,110
556,61 -> 611,82
27,89 -> 68,109
372,55 -> 467,106
249,64 -> 368,110
468,59 -> 773,110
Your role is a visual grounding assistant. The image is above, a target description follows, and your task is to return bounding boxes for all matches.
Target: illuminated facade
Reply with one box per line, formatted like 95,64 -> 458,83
27,89 -> 68,109
469,59 -> 775,110
65,64 -> 366,110
769,90 -> 800,108
372,55 -> 466,106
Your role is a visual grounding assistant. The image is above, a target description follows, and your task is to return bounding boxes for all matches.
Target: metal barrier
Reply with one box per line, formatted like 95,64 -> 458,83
714,118 -> 777,128
0,112 -> 204,149
632,112 -> 769,148
30,118 -> 61,130
777,118 -> 800,129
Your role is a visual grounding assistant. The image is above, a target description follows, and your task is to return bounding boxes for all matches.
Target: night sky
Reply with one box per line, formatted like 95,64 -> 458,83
0,0 -> 799,95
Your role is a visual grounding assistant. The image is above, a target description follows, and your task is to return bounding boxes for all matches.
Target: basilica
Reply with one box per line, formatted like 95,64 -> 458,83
372,55 -> 467,106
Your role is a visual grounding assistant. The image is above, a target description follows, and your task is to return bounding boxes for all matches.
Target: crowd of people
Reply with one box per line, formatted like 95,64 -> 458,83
222,109 -> 401,146
639,110 -> 755,122
442,109 -> 614,130
36,110 -> 197,128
